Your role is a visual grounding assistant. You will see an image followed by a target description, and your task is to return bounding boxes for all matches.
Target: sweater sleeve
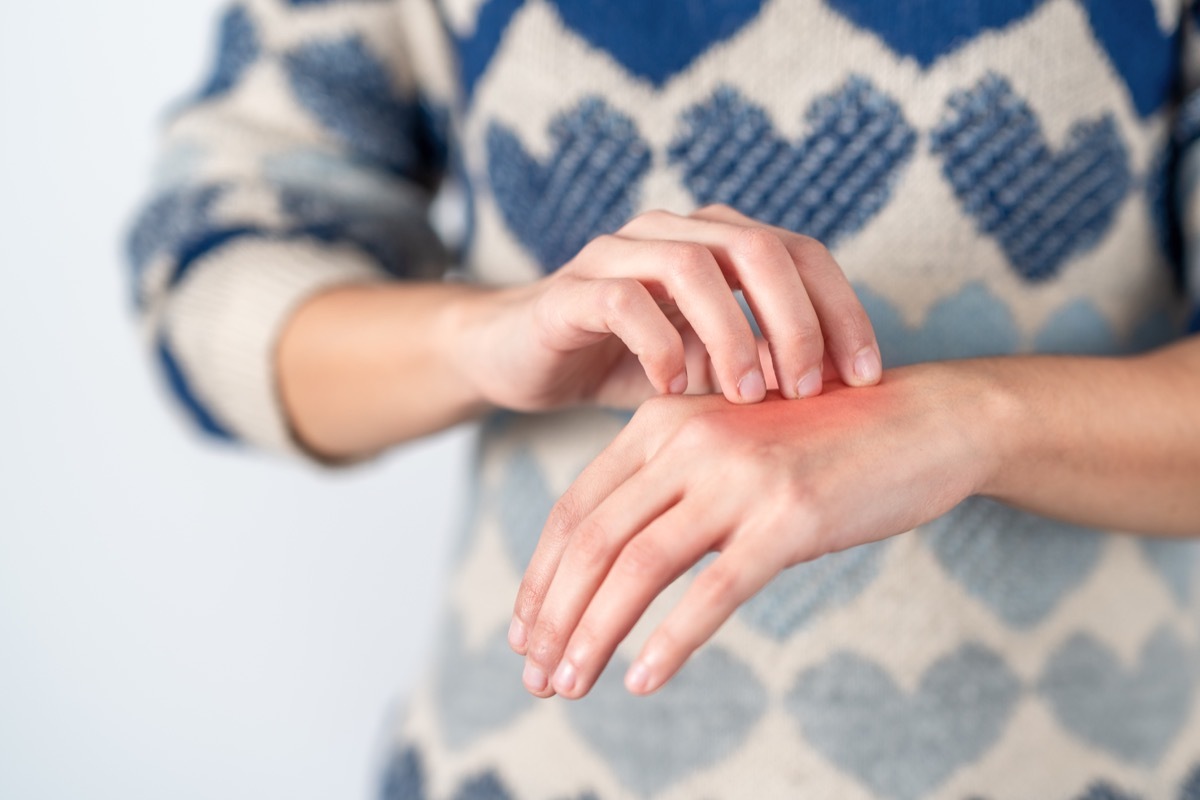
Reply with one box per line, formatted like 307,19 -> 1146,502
1176,3 -> 1200,334
126,0 -> 455,455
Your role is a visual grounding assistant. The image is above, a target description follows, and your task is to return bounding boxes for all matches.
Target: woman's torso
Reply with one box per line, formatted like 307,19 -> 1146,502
387,2 -> 1200,798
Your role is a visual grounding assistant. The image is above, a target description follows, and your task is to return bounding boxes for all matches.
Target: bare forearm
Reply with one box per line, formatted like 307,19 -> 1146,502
276,281 -> 495,461
966,336 -> 1200,536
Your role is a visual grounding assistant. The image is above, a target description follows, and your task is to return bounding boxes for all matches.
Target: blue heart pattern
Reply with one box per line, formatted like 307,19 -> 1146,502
733,540 -> 892,639
283,35 -> 448,184
433,613 -> 537,750
858,280 -> 1177,370
565,645 -> 767,796
922,497 -> 1105,629
491,446 -> 557,572
380,743 -> 599,800
549,0 -> 766,87
193,4 -> 260,103
826,0 -> 1175,117
1039,626 -> 1199,765
825,0 -> 1043,68
487,97 -> 652,272
669,79 -> 917,247
788,643 -> 1021,800
930,73 -> 1131,283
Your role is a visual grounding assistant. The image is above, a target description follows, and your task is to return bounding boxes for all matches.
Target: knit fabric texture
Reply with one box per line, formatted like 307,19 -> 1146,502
128,1 -> 1200,798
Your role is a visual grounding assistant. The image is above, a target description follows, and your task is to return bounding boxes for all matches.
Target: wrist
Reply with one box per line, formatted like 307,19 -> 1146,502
892,359 -> 1026,499
436,280 -> 533,411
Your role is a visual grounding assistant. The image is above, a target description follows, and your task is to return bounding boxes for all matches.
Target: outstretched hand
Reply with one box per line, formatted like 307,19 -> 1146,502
508,365 -> 998,699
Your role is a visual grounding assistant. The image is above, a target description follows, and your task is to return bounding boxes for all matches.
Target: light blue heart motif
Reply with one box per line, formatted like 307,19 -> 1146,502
669,78 -> 916,248
931,73 -> 1131,283
735,540 -> 891,639
1039,626 -> 1199,765
565,646 -> 766,796
922,497 -> 1106,629
487,98 -> 652,272
1138,539 -> 1198,607
491,446 -> 557,572
788,643 -> 1021,800
434,614 -> 536,750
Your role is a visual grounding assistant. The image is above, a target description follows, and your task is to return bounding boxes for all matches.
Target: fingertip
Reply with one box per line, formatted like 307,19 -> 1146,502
736,370 -> 766,403
508,616 -> 527,653
849,345 -> 882,386
668,372 -> 689,395
795,367 -> 823,399
624,660 -> 651,694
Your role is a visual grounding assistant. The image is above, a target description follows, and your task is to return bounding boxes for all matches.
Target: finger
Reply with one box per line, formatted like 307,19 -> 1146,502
578,233 -> 765,404
522,459 -> 684,697
624,531 -> 785,696
546,276 -> 688,395
691,205 -> 882,387
509,416 -> 650,657
550,495 -> 730,699
623,210 -> 826,399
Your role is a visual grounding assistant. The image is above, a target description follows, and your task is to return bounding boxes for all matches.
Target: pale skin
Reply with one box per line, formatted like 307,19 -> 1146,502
277,205 -> 1200,700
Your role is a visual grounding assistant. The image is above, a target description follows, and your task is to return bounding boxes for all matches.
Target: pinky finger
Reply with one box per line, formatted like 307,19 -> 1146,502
624,534 -> 782,695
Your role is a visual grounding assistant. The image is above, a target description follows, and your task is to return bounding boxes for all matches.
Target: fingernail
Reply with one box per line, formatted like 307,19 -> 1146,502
854,346 -> 881,384
507,617 -> 527,651
796,368 -> 822,398
737,370 -> 765,401
669,372 -> 688,395
625,661 -> 649,693
552,660 -> 577,694
523,662 -> 548,693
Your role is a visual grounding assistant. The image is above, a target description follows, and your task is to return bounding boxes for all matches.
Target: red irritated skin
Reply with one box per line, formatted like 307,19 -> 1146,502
508,342 -> 1200,700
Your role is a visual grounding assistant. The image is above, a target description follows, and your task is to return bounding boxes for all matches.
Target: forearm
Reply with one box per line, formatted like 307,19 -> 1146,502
962,336 -> 1200,536
277,281 -> 497,461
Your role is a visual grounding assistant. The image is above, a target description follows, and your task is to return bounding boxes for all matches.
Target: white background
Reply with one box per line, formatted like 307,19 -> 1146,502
0,2 -> 470,798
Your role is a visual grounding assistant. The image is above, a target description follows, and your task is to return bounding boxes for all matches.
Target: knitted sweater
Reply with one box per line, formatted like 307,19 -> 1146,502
128,1 -> 1200,798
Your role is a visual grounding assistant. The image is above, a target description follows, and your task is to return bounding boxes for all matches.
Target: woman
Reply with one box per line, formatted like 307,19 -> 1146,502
129,0 -> 1200,797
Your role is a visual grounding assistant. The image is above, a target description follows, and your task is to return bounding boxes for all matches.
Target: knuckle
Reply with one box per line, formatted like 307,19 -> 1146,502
662,242 -> 715,283
698,203 -> 736,219
544,497 -> 580,547
621,208 -> 676,235
694,563 -> 739,607
673,412 -> 724,451
617,535 -> 669,581
789,235 -> 832,268
571,517 -> 612,563
733,226 -> 784,264
600,278 -> 642,317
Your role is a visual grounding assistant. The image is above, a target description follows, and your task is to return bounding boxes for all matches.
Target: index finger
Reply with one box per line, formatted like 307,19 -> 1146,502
690,205 -> 882,387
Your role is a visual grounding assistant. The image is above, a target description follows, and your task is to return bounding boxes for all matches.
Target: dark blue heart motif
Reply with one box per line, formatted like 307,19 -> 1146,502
1078,0 -> 1179,118
193,4 -> 261,103
668,79 -> 916,247
930,73 -> 1131,282
381,746 -> 426,800
548,0 -> 767,87
284,36 -> 448,184
487,97 -> 652,272
444,0 -> 525,102
825,0 -> 1043,68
